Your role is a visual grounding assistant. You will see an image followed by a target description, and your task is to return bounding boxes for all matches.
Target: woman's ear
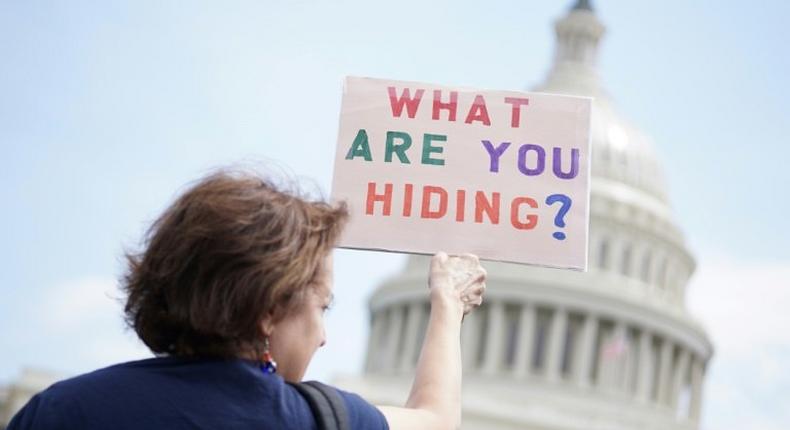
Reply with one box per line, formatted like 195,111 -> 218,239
260,313 -> 276,337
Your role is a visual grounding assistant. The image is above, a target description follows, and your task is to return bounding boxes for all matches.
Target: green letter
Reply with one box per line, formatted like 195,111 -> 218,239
422,133 -> 447,165
385,131 -> 412,164
345,129 -> 372,161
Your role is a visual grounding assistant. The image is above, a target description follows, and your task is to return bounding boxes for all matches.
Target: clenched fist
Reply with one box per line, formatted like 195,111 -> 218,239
428,252 -> 487,318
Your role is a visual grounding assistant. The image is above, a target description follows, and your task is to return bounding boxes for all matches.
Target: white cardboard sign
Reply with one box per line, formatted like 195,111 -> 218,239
330,76 -> 592,270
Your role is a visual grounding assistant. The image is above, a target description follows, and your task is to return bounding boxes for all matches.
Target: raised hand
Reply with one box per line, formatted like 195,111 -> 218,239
428,252 -> 486,317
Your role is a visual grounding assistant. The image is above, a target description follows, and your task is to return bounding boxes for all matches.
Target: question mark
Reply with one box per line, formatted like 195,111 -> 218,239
545,194 -> 572,240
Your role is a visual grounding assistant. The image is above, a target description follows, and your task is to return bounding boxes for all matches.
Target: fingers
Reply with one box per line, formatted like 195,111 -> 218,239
461,289 -> 485,305
449,253 -> 480,272
462,288 -> 484,315
444,253 -> 479,265
468,296 -> 483,307
459,253 -> 480,264
444,254 -> 483,277
458,267 -> 487,289
460,282 -> 485,302
475,267 -> 487,283
460,279 -> 485,302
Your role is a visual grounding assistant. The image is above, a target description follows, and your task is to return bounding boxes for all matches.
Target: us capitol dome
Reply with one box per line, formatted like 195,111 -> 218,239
335,1 -> 713,429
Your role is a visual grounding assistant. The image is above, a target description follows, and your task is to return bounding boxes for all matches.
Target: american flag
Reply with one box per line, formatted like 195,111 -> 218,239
601,335 -> 628,361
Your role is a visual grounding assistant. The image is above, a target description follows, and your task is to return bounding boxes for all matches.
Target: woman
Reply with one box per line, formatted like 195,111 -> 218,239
8,168 -> 486,430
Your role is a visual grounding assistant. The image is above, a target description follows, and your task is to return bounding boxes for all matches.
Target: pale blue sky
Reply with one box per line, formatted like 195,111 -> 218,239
1,1 -> 788,429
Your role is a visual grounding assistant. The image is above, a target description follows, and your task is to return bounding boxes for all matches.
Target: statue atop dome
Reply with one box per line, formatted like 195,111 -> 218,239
572,0 -> 594,11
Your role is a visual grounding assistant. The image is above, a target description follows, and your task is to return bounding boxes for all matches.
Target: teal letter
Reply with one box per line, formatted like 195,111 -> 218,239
385,131 -> 412,164
345,129 -> 372,161
422,133 -> 447,166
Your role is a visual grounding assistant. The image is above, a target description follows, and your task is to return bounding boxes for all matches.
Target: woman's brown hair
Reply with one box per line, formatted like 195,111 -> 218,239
122,169 -> 348,357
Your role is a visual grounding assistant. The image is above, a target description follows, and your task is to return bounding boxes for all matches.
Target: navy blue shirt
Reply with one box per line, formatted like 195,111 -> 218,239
8,357 -> 389,430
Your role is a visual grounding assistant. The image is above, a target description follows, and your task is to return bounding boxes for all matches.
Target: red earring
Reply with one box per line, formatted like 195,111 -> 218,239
260,337 -> 277,374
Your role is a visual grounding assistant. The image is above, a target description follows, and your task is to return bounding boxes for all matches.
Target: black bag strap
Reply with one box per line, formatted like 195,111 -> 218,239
288,380 -> 350,430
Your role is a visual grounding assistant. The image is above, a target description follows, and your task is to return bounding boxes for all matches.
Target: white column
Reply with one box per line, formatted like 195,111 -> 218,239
656,337 -> 674,405
690,356 -> 705,422
545,307 -> 568,382
399,302 -> 424,372
365,310 -> 386,372
513,303 -> 536,378
573,313 -> 597,387
635,329 -> 653,402
669,348 -> 691,408
383,305 -> 404,372
461,307 -> 482,372
482,301 -> 506,374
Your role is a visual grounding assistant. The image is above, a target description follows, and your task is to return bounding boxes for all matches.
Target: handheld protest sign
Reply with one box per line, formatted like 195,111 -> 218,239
330,76 -> 592,270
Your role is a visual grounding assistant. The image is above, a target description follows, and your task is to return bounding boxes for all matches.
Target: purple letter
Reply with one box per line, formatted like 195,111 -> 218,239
481,140 -> 511,173
518,144 -> 546,176
552,147 -> 579,179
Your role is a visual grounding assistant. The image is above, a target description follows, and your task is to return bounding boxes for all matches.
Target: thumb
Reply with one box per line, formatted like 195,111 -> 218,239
431,251 -> 449,272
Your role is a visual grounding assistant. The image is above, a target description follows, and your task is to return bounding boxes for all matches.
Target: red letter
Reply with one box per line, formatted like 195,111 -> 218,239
474,191 -> 500,224
464,95 -> 491,126
402,183 -> 414,217
511,196 -> 538,229
455,189 -> 466,222
388,87 -> 424,118
504,97 -> 529,127
366,182 -> 392,216
432,90 -> 458,122
421,186 -> 448,219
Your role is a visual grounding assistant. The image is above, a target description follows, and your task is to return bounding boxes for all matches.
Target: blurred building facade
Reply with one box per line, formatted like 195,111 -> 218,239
0,369 -> 59,428
336,1 -> 713,429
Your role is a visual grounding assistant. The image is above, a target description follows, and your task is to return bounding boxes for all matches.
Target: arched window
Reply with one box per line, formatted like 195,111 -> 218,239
658,257 -> 669,289
621,244 -> 632,276
591,320 -> 614,385
640,250 -> 652,282
475,304 -> 489,368
626,328 -> 639,393
532,308 -> 552,372
561,315 -> 583,378
650,337 -> 661,401
504,304 -> 521,368
598,238 -> 610,270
